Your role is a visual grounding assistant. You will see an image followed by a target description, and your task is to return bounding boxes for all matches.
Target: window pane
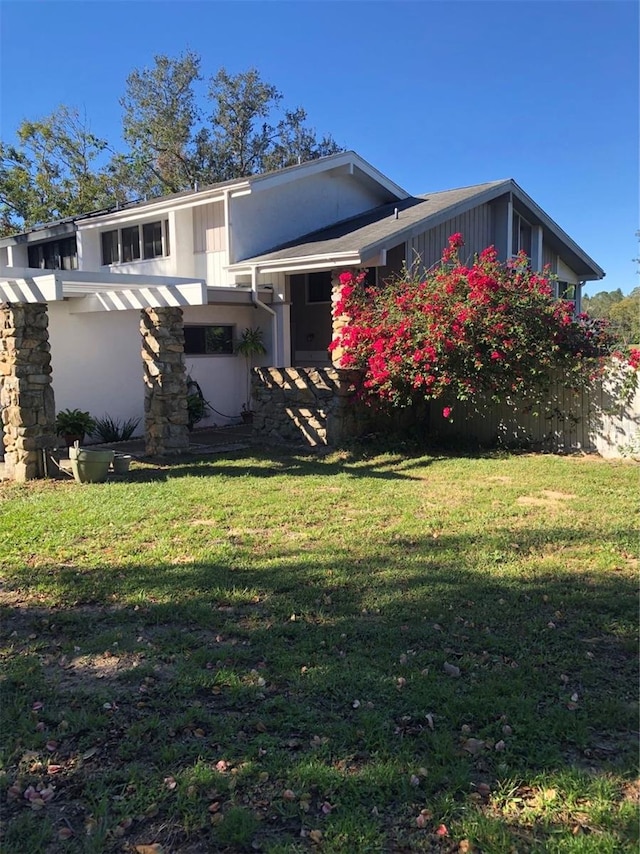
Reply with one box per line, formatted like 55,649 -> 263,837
121,226 -> 140,262
143,221 -> 163,259
184,327 -> 206,354
164,219 -> 170,257
205,326 -> 233,354
101,230 -> 119,265
28,245 -> 43,268
184,325 -> 234,355
60,236 -> 78,270
308,271 -> 332,303
520,221 -> 532,257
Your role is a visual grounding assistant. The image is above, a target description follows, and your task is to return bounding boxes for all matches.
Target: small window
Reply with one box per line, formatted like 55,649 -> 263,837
121,226 -> 140,262
307,271 -> 332,303
557,281 -> 575,300
101,230 -> 119,265
184,325 -> 234,355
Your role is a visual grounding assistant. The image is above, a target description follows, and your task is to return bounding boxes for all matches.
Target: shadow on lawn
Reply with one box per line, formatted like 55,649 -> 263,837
124,447 -> 449,483
2,524 -> 638,852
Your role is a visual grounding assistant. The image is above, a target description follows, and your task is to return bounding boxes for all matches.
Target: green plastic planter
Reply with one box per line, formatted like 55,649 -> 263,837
69,446 -> 114,484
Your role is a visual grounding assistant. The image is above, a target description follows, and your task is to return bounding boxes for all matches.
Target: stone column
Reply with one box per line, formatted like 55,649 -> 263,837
140,306 -> 189,456
0,303 -> 56,482
330,271 -> 351,368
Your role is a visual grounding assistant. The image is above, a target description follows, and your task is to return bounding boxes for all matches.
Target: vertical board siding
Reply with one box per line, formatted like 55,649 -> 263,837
436,369 -> 640,457
408,203 -> 493,273
193,202 -> 226,253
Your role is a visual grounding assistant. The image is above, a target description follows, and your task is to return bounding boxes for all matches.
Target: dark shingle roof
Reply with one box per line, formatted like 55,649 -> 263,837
235,181 -> 509,264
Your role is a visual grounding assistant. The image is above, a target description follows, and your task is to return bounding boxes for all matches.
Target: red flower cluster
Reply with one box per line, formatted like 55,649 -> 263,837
331,234 -> 615,415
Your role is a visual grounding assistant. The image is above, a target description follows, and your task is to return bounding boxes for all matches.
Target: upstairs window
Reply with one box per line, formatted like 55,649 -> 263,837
101,230 -> 119,265
101,220 -> 170,265
121,225 -> 141,262
184,325 -> 234,355
512,212 -> 532,258
28,236 -> 78,270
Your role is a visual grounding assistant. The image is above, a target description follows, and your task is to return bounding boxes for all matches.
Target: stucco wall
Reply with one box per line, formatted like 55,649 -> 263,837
45,300 -> 273,438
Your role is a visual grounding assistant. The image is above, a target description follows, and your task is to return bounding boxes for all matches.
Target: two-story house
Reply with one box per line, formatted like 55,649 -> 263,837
0,150 -> 604,435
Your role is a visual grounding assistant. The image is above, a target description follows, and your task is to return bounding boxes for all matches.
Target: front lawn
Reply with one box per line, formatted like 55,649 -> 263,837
0,449 -> 637,853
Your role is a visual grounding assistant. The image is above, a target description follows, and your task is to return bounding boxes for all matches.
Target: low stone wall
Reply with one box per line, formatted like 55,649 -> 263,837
252,367 -> 423,447
0,303 -> 56,481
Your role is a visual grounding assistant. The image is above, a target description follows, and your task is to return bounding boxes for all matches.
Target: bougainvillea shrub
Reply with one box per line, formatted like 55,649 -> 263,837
330,234 -> 623,418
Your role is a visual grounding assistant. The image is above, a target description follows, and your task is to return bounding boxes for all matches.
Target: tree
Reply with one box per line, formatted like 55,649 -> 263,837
117,58 -> 342,194
117,50 -> 203,198
581,288 -> 624,320
582,287 -> 640,345
331,235 -> 616,417
0,54 -> 342,234
0,106 -> 123,235
207,70 -> 341,179
609,288 -> 640,345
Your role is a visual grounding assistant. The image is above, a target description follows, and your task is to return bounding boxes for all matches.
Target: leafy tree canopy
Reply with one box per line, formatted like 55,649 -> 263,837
583,287 -> 640,345
0,52 -> 342,236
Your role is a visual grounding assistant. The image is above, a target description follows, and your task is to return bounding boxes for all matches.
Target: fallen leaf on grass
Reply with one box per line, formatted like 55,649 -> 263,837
58,827 -> 74,840
425,713 -> 435,730
462,738 -> 485,755
436,824 -> 449,836
135,846 -> 164,854
443,662 -> 461,678
309,829 -> 323,844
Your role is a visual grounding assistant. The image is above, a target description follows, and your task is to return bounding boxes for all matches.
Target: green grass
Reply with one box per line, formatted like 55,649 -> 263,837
0,447 -> 638,853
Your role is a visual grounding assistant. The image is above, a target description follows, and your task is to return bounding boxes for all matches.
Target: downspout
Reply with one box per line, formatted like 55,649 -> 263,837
251,265 -> 278,365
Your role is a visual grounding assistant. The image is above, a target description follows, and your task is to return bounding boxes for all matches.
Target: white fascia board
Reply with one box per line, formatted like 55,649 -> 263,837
77,185 -> 249,231
0,269 -> 63,302
229,252 -> 362,276
249,151 -> 409,200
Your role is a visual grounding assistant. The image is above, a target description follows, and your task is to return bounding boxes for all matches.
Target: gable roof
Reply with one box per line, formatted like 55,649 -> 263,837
230,179 -> 604,281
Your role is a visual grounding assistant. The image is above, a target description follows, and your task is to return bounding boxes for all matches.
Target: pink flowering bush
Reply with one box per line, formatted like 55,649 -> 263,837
331,234 -> 618,416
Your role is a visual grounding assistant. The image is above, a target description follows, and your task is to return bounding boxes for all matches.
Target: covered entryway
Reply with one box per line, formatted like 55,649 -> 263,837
0,267 -> 208,480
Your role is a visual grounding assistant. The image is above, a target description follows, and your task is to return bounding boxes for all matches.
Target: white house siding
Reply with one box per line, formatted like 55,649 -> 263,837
47,302 -> 144,431
408,203 -> 494,272
557,258 -> 579,285
231,172 -> 387,262
182,304 -> 272,426
44,300 -> 270,437
193,202 -> 226,253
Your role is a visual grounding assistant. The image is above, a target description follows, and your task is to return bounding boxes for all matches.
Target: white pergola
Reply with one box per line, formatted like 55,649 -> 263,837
0,267 -> 209,311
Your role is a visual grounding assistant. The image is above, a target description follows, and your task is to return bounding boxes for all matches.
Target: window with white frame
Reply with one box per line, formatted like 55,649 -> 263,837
101,220 -> 170,265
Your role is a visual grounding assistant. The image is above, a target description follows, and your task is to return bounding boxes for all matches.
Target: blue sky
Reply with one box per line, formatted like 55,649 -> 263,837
1,0 -> 637,294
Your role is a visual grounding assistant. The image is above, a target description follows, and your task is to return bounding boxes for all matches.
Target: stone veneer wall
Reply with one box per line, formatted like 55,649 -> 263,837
252,367 -> 367,446
140,306 -> 189,456
0,303 -> 56,481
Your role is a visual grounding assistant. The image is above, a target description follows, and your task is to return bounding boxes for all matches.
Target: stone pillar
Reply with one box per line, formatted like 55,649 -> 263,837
330,270 -> 351,368
0,303 -> 56,482
140,307 -> 189,456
